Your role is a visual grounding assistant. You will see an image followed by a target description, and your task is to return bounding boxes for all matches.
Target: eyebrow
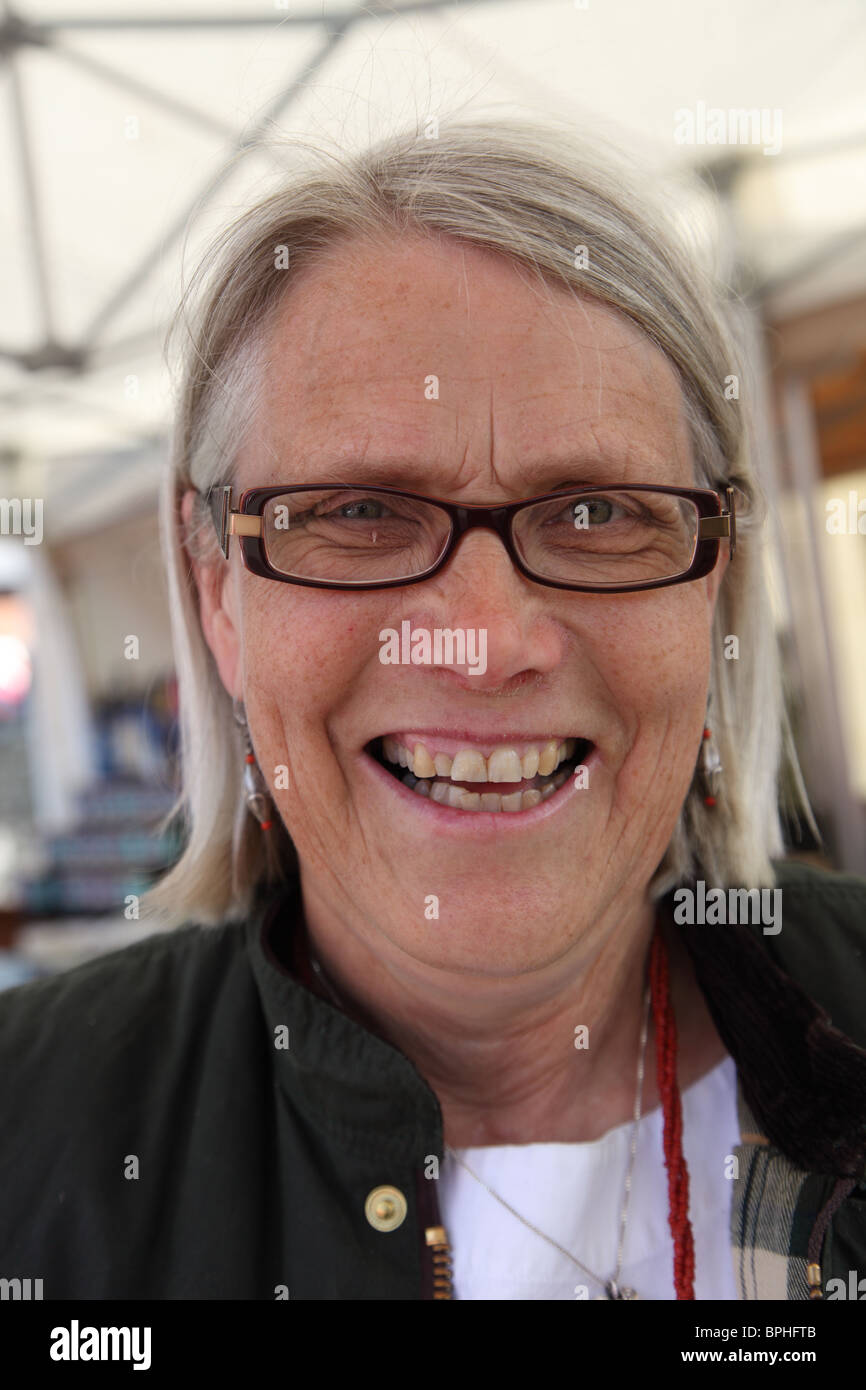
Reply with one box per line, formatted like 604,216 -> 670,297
293,460 -> 638,493
301,463 -> 437,490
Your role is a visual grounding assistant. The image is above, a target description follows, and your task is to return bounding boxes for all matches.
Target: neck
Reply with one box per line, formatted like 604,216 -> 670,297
299,883 -> 728,1148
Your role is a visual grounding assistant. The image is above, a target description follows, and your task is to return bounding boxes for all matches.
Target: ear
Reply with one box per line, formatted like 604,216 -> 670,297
180,489 -> 243,700
704,542 -> 731,609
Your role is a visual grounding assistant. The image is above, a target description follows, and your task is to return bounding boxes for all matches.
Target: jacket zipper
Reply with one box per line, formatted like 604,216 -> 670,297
415,1164 -> 454,1298
425,1224 -> 454,1299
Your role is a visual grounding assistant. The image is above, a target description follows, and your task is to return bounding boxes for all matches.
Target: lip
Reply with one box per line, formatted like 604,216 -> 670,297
359,738 -> 601,838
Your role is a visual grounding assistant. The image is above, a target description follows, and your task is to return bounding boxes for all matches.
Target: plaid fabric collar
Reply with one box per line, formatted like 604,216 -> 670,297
732,1084 -> 816,1299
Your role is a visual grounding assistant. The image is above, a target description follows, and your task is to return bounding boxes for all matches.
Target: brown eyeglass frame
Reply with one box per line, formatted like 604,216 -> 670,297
202,482 -> 736,594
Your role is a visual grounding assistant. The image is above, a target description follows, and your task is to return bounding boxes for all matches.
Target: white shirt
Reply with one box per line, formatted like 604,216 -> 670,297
437,1054 -> 740,1300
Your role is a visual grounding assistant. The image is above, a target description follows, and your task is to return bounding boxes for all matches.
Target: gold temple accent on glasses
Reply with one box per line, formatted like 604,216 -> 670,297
213,486 -> 260,557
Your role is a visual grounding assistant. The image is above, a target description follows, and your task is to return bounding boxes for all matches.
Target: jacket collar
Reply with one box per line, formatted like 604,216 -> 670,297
246,873 -> 442,1161
247,871 -> 866,1178
668,885 -> 866,1178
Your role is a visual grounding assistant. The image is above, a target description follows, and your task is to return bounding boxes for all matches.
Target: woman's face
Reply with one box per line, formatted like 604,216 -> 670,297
192,232 -> 727,974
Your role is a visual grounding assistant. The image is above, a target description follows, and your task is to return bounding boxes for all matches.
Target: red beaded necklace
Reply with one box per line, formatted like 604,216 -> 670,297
650,924 -> 695,1300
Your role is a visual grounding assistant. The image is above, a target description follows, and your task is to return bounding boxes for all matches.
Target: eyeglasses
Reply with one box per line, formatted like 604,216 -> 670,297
202,482 -> 736,593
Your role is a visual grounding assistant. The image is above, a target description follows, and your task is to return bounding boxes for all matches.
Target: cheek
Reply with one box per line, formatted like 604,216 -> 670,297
592,592 -> 713,747
585,594 -> 714,854
238,586 -> 380,729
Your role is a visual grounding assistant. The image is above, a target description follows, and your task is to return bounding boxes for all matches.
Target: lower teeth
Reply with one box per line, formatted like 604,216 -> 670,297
400,768 -> 569,812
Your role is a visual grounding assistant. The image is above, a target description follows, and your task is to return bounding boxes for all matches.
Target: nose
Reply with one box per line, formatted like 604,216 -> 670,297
406,526 -> 564,691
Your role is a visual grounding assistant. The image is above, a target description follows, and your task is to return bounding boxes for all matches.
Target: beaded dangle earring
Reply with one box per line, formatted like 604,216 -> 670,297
233,698 -> 274,832
700,696 -> 723,809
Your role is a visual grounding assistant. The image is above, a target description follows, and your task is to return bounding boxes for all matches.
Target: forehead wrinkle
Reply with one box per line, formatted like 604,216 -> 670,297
514,378 -> 681,422
249,402 -> 687,491
250,376 -> 687,482
548,292 -> 682,419
278,366 -> 680,441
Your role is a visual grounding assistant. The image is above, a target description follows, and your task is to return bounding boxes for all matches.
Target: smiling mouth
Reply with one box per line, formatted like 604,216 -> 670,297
367,734 -> 593,813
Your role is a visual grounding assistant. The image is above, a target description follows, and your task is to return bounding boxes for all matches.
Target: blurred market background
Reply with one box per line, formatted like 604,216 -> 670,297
1,0 -> 865,985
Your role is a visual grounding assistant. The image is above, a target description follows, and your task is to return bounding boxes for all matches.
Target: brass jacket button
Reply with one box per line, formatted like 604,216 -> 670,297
365,1185 -> 408,1232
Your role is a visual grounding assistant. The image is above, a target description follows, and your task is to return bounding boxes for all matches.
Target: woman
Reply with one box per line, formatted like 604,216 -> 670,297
1,119 -> 865,1302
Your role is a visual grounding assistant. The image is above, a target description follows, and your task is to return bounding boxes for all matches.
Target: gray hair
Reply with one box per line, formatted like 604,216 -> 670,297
143,116 -> 810,927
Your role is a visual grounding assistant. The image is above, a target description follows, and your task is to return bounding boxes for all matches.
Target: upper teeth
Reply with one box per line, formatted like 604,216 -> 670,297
382,736 -> 576,782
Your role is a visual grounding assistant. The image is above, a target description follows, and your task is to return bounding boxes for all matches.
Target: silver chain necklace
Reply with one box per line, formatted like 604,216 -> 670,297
446,981 -> 651,1300
309,940 -> 651,1301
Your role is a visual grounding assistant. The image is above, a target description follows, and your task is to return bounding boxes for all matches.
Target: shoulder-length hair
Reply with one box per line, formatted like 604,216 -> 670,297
143,116 -> 811,926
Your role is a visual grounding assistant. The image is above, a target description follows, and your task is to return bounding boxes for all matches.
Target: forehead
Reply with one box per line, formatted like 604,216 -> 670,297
239,231 -> 692,491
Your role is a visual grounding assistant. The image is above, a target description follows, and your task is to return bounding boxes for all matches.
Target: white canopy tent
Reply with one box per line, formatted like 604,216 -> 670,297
0,0 -> 864,479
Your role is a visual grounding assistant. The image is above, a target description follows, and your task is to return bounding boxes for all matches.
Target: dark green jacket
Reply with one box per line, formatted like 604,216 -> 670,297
0,859 -> 864,1300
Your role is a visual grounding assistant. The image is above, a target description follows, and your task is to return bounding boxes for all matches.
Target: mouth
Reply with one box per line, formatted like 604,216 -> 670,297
365,732 -> 593,814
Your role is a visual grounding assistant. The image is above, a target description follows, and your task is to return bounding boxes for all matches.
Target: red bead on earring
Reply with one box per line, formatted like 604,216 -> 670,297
235,700 -> 276,832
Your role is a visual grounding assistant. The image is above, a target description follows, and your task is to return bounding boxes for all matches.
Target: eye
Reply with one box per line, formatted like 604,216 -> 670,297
319,497 -> 392,521
556,496 -> 618,529
573,497 -> 623,525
